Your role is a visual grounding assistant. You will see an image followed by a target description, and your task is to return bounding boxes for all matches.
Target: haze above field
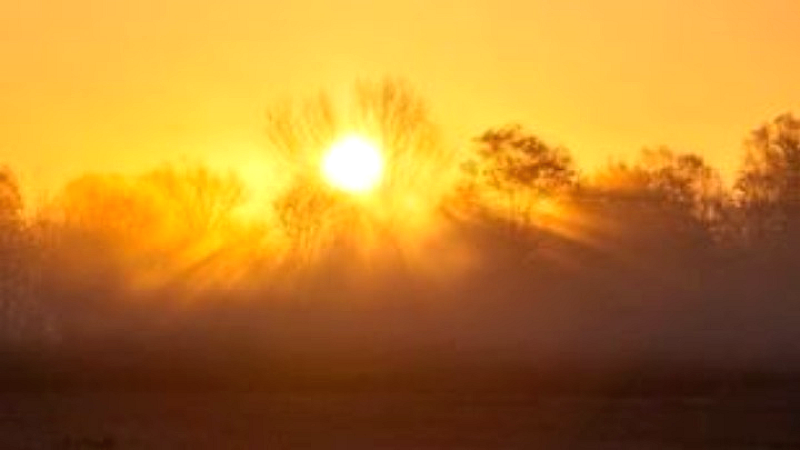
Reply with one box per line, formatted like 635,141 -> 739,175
2,0 -> 800,192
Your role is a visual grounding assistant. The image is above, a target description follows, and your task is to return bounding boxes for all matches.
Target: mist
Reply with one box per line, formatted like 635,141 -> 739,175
2,81 -> 800,391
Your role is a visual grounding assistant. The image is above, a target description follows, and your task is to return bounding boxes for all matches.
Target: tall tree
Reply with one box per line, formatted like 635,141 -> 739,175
0,167 -> 23,235
599,148 -> 727,235
144,163 -> 247,236
266,78 -> 454,262
735,113 -> 800,244
0,167 -> 26,340
463,124 -> 576,230
0,167 -> 52,344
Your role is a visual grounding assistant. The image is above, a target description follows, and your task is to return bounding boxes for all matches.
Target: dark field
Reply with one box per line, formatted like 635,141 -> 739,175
2,385 -> 800,449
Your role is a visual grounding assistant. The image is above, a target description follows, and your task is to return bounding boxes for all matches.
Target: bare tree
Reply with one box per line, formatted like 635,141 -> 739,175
144,163 -> 247,235
273,180 -> 341,264
464,124 -> 576,230
266,78 -> 454,263
369,81 -> 457,212
265,93 -> 339,181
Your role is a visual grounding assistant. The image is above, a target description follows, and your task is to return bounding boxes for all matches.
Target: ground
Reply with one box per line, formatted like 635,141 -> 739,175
2,387 -> 800,449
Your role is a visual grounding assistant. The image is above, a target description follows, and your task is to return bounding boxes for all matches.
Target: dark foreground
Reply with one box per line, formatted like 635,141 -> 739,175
2,385 -> 800,449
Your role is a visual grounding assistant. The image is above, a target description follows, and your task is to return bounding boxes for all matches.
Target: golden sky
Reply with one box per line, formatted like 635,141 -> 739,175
2,0 -> 799,193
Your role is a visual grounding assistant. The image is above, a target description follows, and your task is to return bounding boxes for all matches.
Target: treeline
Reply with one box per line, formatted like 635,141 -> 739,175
1,80 -> 799,373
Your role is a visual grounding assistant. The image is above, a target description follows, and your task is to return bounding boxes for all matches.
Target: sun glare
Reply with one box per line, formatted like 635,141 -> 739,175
321,135 -> 384,194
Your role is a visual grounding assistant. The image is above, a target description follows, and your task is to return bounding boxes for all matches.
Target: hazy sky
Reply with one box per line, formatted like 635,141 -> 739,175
2,0 -> 799,193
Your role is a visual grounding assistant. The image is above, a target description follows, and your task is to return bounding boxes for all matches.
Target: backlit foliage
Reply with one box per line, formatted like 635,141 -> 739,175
50,164 -> 252,290
735,113 -> 800,244
0,168 -> 53,343
267,79 -> 459,266
462,124 -> 576,230
592,148 -> 728,241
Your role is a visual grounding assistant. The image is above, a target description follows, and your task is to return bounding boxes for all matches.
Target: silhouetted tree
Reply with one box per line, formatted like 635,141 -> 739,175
265,93 -> 339,180
0,167 -> 55,344
266,78 -> 455,263
0,167 -> 22,228
51,166 -> 254,292
0,167 -> 27,341
55,174 -> 162,256
592,148 -> 728,241
735,113 -> 800,246
463,124 -> 576,230
144,163 -> 247,236
273,180 -> 340,264
354,78 -> 454,209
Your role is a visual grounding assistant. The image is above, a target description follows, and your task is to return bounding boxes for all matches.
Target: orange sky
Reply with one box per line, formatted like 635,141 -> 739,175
2,0 -> 799,194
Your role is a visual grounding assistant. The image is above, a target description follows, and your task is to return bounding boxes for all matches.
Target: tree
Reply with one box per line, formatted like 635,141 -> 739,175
0,167 -> 55,344
51,166 -> 253,291
265,93 -> 339,182
594,148 -> 727,238
463,124 -> 576,230
57,174 -> 160,246
735,113 -> 800,244
273,180 -> 340,264
353,78 -> 453,208
0,167 -> 23,231
143,163 -> 247,236
0,167 -> 27,341
265,78 -> 456,263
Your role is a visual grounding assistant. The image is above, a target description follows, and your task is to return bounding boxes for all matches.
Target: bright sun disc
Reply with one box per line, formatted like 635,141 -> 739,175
321,136 -> 383,193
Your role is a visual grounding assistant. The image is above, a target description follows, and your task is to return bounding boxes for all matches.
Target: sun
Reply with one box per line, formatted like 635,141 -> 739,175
321,135 -> 384,194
